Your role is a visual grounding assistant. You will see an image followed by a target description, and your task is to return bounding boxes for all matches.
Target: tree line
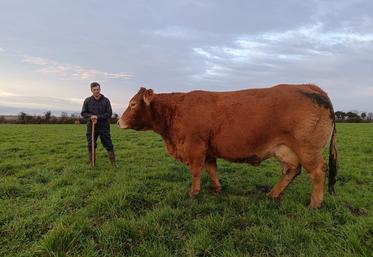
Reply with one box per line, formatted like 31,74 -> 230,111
0,111 -> 120,124
0,110 -> 371,124
335,111 -> 372,123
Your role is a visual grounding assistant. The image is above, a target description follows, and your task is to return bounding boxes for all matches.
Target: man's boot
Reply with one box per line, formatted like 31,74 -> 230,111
107,150 -> 118,168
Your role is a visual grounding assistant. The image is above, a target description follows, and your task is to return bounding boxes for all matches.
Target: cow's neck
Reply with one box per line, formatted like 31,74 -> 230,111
150,93 -> 177,137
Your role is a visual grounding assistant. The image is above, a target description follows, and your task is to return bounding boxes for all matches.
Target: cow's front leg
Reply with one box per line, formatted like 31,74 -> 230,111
184,141 -> 207,198
188,163 -> 203,198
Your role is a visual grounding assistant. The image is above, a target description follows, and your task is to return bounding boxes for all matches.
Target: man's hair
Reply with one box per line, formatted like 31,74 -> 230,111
90,82 -> 100,89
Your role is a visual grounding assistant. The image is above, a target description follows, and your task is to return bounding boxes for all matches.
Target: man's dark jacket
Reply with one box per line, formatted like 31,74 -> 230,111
81,94 -> 112,125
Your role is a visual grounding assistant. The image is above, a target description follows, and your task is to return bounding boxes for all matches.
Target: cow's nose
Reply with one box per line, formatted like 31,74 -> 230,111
117,119 -> 128,129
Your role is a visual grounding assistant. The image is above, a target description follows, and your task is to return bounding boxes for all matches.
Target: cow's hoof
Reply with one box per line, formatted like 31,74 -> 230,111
308,203 -> 321,209
188,190 -> 199,198
207,186 -> 221,195
266,191 -> 280,199
309,196 -> 323,208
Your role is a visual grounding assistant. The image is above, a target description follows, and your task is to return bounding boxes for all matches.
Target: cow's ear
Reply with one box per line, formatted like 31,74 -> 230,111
138,87 -> 147,94
143,89 -> 154,106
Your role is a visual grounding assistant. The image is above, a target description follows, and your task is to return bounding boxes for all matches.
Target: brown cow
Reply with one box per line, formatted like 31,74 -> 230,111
118,84 -> 337,208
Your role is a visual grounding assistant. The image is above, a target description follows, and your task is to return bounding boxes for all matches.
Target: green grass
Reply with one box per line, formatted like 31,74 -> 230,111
0,123 -> 372,257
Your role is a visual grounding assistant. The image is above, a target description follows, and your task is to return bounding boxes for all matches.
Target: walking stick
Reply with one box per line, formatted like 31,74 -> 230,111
91,121 -> 95,167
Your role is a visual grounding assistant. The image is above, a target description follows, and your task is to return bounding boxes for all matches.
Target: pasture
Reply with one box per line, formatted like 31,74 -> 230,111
0,123 -> 372,257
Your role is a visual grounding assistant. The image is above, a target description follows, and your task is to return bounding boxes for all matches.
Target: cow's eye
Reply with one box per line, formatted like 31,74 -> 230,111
130,102 -> 137,108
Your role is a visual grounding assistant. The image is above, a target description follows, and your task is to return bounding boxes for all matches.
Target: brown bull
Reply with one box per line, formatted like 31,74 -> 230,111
118,84 -> 337,208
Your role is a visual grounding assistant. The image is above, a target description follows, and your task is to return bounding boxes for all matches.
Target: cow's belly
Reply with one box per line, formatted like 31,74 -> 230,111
208,128 -> 285,165
209,138 -> 264,165
210,139 -> 297,167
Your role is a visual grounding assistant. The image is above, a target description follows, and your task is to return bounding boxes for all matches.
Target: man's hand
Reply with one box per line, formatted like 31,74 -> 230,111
91,115 -> 98,124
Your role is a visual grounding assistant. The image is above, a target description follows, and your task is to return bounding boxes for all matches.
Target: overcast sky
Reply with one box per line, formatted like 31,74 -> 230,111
0,0 -> 372,115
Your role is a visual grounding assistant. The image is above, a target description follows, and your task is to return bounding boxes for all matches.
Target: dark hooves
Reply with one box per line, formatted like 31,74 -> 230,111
207,186 -> 221,195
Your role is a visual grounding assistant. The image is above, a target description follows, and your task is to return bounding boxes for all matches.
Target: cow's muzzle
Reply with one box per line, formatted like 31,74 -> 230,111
117,119 -> 128,129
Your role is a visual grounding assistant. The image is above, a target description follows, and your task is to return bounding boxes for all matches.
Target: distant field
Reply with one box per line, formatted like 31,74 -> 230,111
0,124 -> 372,257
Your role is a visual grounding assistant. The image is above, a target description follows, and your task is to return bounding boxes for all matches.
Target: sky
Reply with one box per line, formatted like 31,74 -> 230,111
0,0 -> 372,115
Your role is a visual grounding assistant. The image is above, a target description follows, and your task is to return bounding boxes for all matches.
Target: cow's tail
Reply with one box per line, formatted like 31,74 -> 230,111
303,84 -> 337,194
328,117 -> 338,195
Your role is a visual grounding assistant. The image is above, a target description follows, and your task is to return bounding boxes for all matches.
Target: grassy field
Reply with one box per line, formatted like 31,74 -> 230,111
0,123 -> 372,257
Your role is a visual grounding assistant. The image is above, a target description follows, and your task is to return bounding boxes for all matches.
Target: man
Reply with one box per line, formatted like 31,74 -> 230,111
81,82 -> 117,167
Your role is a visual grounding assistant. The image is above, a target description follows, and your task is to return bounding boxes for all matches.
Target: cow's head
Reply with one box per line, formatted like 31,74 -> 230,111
118,87 -> 154,130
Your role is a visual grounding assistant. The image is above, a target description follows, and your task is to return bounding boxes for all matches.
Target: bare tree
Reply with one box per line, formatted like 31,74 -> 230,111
18,112 -> 27,123
44,111 -> 52,123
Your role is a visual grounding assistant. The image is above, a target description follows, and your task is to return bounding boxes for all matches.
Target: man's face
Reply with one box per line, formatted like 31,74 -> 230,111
91,86 -> 100,97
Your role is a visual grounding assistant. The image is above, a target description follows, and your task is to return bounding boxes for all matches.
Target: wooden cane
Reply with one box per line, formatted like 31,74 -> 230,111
91,121 -> 95,167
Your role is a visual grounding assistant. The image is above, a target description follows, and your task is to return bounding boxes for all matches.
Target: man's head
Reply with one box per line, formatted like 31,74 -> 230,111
90,82 -> 101,98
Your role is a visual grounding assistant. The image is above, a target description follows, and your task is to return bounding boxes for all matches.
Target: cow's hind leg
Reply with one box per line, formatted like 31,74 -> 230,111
267,145 -> 300,198
301,154 -> 326,208
205,158 -> 221,194
267,164 -> 301,198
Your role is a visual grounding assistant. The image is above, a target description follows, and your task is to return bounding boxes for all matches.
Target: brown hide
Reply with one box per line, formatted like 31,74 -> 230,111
119,84 -> 337,208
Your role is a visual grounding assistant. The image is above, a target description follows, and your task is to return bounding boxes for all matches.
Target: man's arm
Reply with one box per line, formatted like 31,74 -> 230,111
97,99 -> 112,120
81,98 -> 92,119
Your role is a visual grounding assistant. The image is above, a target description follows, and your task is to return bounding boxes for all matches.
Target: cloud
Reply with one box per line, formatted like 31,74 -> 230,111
22,56 -> 131,81
0,47 -> 5,53
254,22 -> 373,46
0,86 -> 129,115
103,72 -> 130,79
0,89 -> 17,96
23,56 -> 49,65
0,92 -> 84,112
192,22 -> 373,80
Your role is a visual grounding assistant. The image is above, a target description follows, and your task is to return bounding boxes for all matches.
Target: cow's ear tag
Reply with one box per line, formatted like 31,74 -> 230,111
143,89 -> 154,106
